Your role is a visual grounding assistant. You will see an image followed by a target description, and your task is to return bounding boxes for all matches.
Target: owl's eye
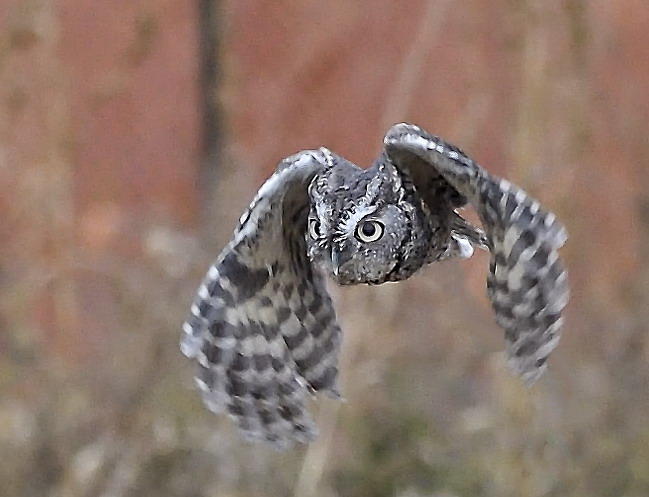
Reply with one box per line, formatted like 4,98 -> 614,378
308,218 -> 322,239
355,220 -> 384,243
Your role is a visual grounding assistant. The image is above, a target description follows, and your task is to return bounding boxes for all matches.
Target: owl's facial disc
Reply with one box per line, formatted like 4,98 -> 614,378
305,164 -> 414,285
327,204 -> 410,285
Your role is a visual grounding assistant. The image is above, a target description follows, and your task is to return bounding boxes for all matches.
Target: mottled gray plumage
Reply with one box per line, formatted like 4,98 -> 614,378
181,123 -> 568,448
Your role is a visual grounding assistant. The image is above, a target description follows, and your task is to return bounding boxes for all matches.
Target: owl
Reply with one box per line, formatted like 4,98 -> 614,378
181,123 -> 569,448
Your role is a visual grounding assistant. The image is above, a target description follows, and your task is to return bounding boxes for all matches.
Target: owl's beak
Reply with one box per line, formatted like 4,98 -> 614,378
331,247 -> 350,279
331,249 -> 341,277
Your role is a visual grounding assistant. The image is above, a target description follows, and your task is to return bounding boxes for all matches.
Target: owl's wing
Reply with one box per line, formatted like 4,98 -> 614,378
384,123 -> 568,384
181,150 -> 343,448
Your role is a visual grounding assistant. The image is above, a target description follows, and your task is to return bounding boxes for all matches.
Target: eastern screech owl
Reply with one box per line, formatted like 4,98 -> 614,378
181,123 -> 569,448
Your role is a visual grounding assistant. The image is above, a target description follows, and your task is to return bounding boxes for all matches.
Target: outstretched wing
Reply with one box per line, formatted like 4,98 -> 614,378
181,149 -> 343,447
384,123 -> 568,384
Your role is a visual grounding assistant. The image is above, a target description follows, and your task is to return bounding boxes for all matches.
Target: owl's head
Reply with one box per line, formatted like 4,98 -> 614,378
306,154 -> 427,285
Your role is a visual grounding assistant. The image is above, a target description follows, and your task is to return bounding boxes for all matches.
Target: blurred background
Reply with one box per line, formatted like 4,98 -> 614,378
1,1 -> 648,496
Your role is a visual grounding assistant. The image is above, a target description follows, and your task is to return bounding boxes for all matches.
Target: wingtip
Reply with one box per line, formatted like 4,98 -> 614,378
384,122 -> 412,142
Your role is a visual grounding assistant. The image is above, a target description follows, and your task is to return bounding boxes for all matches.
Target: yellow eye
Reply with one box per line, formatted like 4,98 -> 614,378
309,218 -> 322,239
355,220 -> 384,243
